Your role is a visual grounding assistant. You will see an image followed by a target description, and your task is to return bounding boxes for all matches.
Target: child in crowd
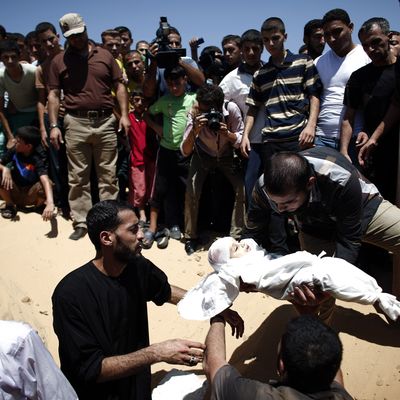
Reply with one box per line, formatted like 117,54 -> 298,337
0,125 -> 54,220
127,90 -> 158,226
143,66 -> 196,249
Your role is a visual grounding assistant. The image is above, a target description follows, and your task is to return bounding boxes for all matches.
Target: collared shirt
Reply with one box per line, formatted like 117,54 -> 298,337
0,320 -> 78,400
246,50 -> 322,141
219,62 -> 265,143
47,46 -> 122,111
181,101 -> 243,158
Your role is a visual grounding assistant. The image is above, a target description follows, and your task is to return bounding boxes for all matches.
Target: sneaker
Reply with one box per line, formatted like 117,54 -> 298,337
1,204 -> 17,219
169,225 -> 182,240
184,239 -> 198,256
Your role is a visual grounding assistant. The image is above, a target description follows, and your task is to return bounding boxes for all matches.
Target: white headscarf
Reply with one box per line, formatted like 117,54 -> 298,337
208,237 -> 235,272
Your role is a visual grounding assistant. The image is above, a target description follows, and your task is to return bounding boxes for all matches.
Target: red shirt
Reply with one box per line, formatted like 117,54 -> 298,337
128,113 -> 158,166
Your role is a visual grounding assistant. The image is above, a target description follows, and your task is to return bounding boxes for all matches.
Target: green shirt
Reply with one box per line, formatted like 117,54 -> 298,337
149,92 -> 196,150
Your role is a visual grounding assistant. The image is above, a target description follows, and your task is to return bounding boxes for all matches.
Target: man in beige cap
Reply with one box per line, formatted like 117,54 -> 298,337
47,13 -> 130,240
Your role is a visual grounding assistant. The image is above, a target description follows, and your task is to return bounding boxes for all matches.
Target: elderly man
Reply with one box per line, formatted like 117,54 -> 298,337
47,13 -> 130,240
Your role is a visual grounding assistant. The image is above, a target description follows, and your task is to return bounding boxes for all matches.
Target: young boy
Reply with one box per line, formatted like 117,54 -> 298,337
127,90 -> 158,225
144,66 -> 196,249
0,126 -> 54,220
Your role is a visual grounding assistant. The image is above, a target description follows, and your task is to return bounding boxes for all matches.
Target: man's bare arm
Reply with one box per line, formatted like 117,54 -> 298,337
299,95 -> 319,147
47,89 -> 63,150
240,105 -> 257,157
203,316 -> 228,383
98,338 -> 205,383
178,59 -> 205,87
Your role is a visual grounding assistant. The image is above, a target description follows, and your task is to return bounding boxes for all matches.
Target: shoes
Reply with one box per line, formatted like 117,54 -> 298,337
155,228 -> 170,249
142,230 -> 155,249
1,204 -> 17,219
185,239 -> 198,256
69,227 -> 87,240
169,225 -> 182,240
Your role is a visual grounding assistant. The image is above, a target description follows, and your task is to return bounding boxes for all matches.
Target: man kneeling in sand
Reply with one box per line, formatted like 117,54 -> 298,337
52,200 -> 243,400
204,314 -> 354,399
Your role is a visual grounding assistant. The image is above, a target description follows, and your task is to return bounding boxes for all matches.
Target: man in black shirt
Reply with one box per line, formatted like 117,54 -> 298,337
340,17 -> 398,202
52,200 -> 243,400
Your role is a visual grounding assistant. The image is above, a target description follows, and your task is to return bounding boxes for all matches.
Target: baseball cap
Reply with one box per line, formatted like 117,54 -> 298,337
59,13 -> 86,38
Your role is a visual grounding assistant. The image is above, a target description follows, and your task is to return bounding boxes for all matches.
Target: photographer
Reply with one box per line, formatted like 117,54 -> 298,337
181,84 -> 245,255
143,20 -> 204,98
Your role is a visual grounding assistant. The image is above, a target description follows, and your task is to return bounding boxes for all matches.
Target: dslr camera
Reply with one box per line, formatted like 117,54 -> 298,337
203,108 -> 224,131
153,17 -> 186,69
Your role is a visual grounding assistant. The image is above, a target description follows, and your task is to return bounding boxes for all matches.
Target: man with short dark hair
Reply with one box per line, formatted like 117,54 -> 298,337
341,17 -> 398,202
52,199 -> 242,400
221,34 -> 241,74
114,26 -> 133,56
204,314 -> 353,399
303,19 -> 325,60
314,9 -> 370,152
35,21 -> 69,217
263,146 -> 400,315
47,13 -> 130,240
245,17 -> 321,160
0,40 -> 38,149
220,29 -> 265,205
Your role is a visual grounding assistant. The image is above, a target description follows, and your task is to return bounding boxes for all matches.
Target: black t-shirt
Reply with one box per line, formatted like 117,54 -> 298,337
52,256 -> 171,400
0,145 -> 48,187
344,62 -> 396,135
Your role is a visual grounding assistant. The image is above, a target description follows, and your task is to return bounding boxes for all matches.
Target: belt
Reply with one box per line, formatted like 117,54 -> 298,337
67,109 -> 113,119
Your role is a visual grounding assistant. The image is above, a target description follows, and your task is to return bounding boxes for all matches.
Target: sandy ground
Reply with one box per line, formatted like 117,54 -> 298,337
1,210 -> 400,399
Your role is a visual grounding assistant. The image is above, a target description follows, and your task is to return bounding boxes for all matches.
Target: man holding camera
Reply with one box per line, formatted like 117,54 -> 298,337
181,84 -> 245,255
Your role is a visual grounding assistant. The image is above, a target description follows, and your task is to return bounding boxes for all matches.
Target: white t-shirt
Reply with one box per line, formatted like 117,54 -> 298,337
219,66 -> 264,143
315,44 -> 370,139
0,63 -> 38,112
0,320 -> 78,400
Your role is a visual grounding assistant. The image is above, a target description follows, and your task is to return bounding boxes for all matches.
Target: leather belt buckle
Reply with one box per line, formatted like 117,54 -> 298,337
87,110 -> 99,119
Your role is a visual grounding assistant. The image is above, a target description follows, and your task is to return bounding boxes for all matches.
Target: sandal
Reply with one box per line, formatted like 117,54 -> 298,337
1,204 -> 17,219
155,228 -> 170,249
142,230 -> 155,249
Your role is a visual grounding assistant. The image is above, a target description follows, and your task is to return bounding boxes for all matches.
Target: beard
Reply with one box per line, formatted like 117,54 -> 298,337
114,236 -> 142,264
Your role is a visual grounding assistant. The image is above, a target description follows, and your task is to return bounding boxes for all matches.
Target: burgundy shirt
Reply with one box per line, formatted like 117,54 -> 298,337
47,46 -> 122,111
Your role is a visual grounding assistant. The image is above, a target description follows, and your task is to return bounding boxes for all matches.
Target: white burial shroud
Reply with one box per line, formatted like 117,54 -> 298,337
178,239 -> 400,321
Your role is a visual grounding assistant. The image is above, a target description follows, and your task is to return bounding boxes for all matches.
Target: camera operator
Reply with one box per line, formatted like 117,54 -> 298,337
181,84 -> 245,255
143,20 -> 204,98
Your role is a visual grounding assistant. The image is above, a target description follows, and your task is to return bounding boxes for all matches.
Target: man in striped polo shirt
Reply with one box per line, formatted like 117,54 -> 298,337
244,17 -> 322,162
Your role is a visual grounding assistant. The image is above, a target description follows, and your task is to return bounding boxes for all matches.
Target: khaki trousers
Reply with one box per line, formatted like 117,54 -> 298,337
64,113 -> 118,228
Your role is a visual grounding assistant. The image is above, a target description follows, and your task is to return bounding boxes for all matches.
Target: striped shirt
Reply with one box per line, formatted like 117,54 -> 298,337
246,50 -> 322,141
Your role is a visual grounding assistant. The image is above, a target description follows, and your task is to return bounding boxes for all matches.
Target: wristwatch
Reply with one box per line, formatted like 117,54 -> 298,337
50,123 -> 59,130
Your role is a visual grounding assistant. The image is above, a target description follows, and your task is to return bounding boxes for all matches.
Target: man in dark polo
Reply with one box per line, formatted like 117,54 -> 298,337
48,13 -> 130,240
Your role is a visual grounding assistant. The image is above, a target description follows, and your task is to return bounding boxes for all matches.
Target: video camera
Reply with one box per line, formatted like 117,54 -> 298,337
153,17 -> 186,69
203,108 -> 224,131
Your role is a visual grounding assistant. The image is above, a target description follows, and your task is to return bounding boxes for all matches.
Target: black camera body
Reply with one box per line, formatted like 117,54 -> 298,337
203,108 -> 224,131
154,17 -> 186,69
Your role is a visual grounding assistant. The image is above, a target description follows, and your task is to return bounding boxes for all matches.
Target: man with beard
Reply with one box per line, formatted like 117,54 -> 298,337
52,200 -> 243,400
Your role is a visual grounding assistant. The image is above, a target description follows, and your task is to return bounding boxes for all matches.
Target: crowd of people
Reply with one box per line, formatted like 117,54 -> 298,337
0,6 -> 400,400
